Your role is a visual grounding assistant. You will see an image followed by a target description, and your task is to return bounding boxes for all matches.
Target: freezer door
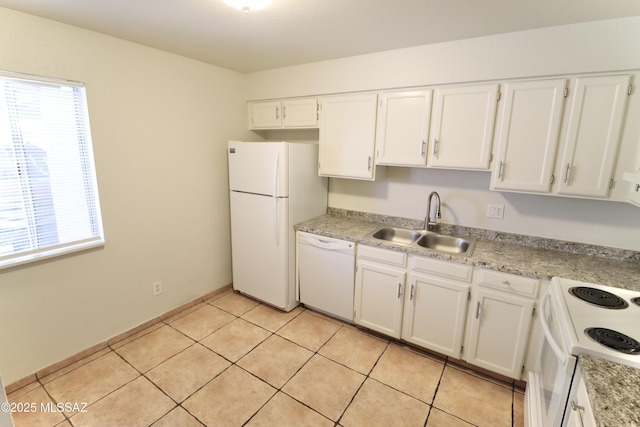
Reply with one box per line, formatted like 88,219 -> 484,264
228,141 -> 288,197
230,191 -> 289,309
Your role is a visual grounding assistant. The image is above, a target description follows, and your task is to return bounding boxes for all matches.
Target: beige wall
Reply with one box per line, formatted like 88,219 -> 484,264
245,17 -> 640,100
0,8 -> 253,383
1,8 -> 639,385
249,17 -> 640,250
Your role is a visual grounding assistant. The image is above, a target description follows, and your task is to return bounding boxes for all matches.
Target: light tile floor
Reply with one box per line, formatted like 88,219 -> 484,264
8,290 -> 525,427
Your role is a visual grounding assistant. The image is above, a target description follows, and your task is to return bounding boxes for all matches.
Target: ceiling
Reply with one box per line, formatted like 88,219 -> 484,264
1,0 -> 640,73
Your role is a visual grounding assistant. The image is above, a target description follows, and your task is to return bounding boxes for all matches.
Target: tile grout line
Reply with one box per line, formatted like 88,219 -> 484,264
334,339 -> 392,426
239,307 -> 340,426
16,292 -> 518,427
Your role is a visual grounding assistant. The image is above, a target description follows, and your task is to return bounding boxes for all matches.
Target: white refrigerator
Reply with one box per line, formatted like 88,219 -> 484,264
228,141 -> 328,311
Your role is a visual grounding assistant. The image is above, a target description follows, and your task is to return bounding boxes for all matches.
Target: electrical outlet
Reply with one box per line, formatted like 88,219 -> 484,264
152,281 -> 162,296
487,204 -> 505,219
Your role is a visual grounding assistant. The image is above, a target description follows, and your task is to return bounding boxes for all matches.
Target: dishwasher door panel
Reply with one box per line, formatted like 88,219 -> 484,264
297,232 -> 356,322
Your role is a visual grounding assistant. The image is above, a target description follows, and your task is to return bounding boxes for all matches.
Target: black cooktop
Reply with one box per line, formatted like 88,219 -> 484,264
585,327 -> 640,355
569,286 -> 629,309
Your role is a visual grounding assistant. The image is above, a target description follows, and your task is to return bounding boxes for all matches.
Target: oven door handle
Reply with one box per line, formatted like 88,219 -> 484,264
540,290 -> 568,366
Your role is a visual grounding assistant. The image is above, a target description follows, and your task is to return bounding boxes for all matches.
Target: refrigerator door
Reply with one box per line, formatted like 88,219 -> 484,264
228,141 -> 288,197
229,190 -> 289,309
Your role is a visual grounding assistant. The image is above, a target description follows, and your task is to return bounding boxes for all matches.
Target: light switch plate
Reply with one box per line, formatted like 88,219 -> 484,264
487,204 -> 505,219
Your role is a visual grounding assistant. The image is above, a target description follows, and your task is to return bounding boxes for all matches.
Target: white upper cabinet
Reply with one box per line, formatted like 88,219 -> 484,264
249,100 -> 282,129
623,170 -> 640,207
249,97 -> 318,129
555,75 -> 631,198
491,79 -> 567,193
375,90 -> 432,166
427,84 -> 500,170
281,98 -> 319,128
318,93 -> 379,180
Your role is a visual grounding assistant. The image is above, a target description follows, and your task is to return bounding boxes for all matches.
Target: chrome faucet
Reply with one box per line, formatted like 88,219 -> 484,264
424,191 -> 441,231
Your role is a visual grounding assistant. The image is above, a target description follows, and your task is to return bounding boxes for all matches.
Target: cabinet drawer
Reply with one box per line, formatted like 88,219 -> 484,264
476,269 -> 539,298
409,255 -> 472,282
357,245 -> 407,267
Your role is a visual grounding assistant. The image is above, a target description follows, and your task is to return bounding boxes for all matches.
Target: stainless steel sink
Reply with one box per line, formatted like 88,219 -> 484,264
370,227 -> 476,256
415,233 -> 475,254
371,227 -> 423,246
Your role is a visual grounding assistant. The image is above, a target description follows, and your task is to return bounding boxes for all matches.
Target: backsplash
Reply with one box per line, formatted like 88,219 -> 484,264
327,208 -> 640,262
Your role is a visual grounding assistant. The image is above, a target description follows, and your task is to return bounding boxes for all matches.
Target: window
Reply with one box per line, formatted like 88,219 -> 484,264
0,71 -> 104,269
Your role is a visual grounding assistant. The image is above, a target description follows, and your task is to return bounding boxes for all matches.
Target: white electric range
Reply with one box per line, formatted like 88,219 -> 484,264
526,277 -> 640,427
552,277 -> 640,369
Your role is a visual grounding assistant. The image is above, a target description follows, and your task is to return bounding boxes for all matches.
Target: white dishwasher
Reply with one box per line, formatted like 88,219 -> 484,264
297,231 -> 356,322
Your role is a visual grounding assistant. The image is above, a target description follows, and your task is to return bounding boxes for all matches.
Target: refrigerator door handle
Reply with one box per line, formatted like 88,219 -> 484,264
273,198 -> 280,246
273,149 -> 280,196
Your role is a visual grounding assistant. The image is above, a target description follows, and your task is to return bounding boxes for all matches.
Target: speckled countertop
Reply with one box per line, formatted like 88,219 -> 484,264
295,209 -> 640,290
580,355 -> 640,427
295,209 -> 640,425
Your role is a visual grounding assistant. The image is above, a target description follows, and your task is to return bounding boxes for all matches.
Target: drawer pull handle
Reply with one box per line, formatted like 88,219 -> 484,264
503,280 -> 511,286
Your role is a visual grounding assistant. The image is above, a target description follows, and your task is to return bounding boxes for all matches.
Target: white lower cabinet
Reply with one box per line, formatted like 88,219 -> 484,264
354,245 -> 540,380
354,246 -> 407,338
355,247 -> 472,355
464,269 -> 539,379
402,270 -> 470,358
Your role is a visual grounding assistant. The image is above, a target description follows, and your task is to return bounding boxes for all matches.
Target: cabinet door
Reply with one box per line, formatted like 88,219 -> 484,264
318,93 -> 378,180
375,90 -> 432,166
402,273 -> 469,358
282,97 -> 318,128
492,79 -> 566,193
465,288 -> 535,379
625,171 -> 640,207
428,84 -> 499,170
250,100 -> 282,129
354,260 -> 405,339
556,75 -> 631,198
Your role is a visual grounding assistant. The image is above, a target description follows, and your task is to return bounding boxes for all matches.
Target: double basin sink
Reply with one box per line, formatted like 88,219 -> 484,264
370,227 -> 476,256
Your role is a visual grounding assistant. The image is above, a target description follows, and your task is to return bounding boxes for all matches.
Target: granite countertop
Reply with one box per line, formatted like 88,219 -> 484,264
295,209 -> 640,424
295,210 -> 640,291
579,355 -> 640,427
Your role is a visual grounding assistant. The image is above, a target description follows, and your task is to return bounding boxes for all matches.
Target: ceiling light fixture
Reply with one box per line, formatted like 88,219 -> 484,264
224,0 -> 272,13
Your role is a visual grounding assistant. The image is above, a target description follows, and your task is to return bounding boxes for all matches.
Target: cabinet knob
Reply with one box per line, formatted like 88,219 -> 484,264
503,280 -> 511,286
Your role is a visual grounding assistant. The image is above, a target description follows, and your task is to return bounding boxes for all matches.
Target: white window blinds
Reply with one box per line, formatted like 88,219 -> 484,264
0,72 -> 104,269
